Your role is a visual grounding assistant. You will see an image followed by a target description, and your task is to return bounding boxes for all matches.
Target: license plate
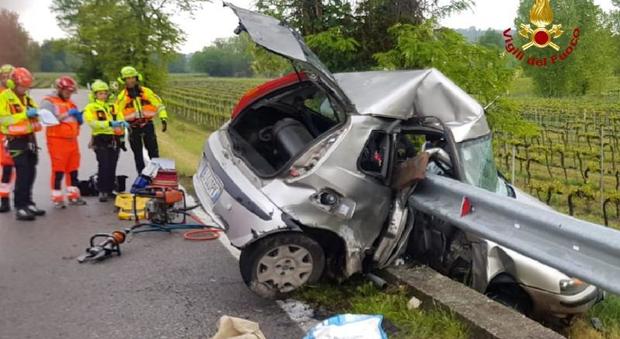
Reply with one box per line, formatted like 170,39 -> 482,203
200,163 -> 222,202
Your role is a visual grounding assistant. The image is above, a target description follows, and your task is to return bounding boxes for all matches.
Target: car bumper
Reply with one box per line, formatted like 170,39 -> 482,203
523,284 -> 601,317
193,132 -> 287,248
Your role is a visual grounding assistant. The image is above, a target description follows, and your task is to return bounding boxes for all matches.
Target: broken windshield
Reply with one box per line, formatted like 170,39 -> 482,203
458,134 -> 499,193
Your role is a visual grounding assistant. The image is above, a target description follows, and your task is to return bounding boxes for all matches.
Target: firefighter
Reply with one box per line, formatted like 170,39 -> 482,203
0,64 -> 15,212
115,66 -> 168,174
84,80 -> 128,202
40,76 -> 86,208
0,67 -> 46,221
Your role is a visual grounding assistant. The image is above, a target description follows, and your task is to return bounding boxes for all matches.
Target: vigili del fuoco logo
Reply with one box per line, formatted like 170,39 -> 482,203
503,0 -> 580,67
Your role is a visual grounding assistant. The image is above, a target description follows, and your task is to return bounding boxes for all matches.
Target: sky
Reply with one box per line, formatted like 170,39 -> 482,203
0,0 -> 616,54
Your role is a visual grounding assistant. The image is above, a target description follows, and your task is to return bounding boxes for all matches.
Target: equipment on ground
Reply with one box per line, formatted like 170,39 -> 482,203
77,159 -> 221,264
77,231 -> 126,263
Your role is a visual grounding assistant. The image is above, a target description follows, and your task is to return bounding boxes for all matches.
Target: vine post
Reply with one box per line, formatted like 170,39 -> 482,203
511,145 -> 516,186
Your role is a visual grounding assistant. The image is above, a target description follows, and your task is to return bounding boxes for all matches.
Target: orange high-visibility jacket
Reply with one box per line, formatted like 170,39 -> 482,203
42,95 -> 80,139
0,89 -> 41,136
115,86 -> 167,123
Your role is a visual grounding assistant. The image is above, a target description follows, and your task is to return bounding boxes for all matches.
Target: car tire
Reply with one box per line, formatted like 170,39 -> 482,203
486,283 -> 533,315
239,232 -> 325,299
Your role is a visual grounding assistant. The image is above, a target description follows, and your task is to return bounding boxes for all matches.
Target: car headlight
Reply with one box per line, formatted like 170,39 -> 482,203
560,278 -> 588,295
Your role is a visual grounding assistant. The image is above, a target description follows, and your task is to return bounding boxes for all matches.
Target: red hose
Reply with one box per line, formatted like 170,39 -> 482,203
183,212 -> 223,241
183,229 -> 221,241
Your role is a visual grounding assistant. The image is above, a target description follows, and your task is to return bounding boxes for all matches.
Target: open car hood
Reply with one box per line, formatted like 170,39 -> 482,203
225,2 -> 354,112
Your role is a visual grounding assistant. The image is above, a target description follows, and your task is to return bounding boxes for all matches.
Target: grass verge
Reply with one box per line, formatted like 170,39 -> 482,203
296,278 -> 469,339
571,295 -> 620,339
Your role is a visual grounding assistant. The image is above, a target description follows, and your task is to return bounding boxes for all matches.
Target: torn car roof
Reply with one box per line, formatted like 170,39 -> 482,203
334,69 -> 490,142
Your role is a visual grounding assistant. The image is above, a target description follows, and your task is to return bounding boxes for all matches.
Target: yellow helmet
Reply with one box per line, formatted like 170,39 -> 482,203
91,79 -> 109,93
0,64 -> 14,75
120,66 -> 143,80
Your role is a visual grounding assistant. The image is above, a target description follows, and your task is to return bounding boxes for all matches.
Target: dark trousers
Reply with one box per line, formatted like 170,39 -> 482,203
7,137 -> 37,209
129,121 -> 158,174
1,166 -> 11,185
94,135 -> 120,194
53,171 -> 79,189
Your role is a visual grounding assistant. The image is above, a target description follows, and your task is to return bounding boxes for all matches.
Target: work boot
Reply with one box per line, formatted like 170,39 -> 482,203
16,208 -> 35,221
27,204 -> 46,216
99,192 -> 109,202
0,197 -> 10,213
69,197 -> 87,206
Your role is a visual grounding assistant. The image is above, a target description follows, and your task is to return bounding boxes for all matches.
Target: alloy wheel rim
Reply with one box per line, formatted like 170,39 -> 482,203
256,245 -> 314,292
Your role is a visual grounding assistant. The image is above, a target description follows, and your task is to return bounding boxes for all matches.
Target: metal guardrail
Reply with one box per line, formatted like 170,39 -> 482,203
409,174 -> 620,295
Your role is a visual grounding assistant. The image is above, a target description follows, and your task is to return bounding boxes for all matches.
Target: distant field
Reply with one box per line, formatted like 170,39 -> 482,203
33,72 -> 76,89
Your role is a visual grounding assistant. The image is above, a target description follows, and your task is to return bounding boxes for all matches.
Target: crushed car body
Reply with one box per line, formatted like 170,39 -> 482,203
193,2 -> 600,318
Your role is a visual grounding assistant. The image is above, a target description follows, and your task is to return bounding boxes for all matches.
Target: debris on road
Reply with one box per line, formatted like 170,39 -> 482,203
303,314 -> 387,339
211,315 -> 266,339
407,296 -> 422,310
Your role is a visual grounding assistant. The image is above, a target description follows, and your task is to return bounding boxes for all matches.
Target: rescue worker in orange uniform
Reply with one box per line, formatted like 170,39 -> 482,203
84,80 -> 128,202
40,76 -> 86,208
0,64 -> 16,213
0,67 -> 46,221
115,66 -> 168,174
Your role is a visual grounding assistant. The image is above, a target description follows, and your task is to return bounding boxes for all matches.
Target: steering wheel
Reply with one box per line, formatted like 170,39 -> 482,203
426,147 -> 452,173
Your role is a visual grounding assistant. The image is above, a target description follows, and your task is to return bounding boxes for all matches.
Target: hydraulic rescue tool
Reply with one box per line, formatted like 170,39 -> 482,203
77,231 -> 127,263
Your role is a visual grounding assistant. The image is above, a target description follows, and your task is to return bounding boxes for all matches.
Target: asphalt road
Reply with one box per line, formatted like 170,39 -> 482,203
0,89 -> 304,339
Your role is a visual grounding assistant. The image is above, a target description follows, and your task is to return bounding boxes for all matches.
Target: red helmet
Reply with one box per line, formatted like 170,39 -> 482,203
10,68 -> 34,88
55,76 -> 77,92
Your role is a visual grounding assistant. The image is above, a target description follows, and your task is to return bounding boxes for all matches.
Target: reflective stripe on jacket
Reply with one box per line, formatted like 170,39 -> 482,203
115,86 -> 168,123
84,100 -> 125,136
43,95 -> 80,138
0,89 -> 41,136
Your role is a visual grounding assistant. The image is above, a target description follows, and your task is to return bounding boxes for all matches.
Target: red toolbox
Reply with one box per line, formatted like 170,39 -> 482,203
149,158 -> 178,188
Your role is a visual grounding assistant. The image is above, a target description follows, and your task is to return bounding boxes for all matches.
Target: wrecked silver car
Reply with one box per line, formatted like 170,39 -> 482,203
193,3 -> 599,318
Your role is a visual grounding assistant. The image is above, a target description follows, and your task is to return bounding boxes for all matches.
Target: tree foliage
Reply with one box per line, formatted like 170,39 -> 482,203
306,27 -> 359,71
515,0 -> 616,97
251,0 -> 474,72
189,36 -> 253,76
255,0 -> 355,35
51,0 -> 208,88
374,21 -> 514,104
39,39 -> 81,72
168,53 -> 189,73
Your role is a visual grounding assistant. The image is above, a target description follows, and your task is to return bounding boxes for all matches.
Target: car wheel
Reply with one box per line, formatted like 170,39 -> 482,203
486,284 -> 533,315
239,232 -> 325,299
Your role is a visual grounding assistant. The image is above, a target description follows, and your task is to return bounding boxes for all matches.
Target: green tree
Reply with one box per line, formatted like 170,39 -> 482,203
352,0 -> 475,68
168,53 -> 188,73
374,21 -> 514,104
51,0 -> 208,88
189,36 -> 253,76
255,0 -> 355,35
39,39 -> 81,72
515,0 -> 615,96
477,29 -> 504,49
0,9 -> 39,70
306,27 -> 359,71
254,0 -> 475,71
